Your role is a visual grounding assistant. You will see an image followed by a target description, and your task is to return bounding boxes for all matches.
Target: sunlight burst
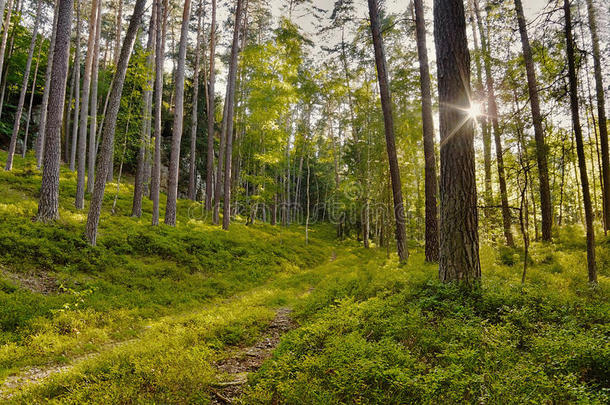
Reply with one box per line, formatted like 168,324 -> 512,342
467,102 -> 482,119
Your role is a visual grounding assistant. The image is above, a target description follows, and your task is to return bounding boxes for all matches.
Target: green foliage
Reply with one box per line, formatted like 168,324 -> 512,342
244,247 -> 610,404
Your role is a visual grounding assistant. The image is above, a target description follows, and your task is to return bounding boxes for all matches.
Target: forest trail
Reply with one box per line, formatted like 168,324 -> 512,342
0,338 -> 137,398
0,248 -> 358,401
210,307 -> 296,403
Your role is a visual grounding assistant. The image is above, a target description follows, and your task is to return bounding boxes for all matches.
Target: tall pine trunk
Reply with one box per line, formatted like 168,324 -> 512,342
187,0 -> 203,201
434,0 -> 481,284
86,0 -> 146,244
473,0 -> 514,246
88,0 -> 103,192
35,0 -> 58,168
221,0 -> 245,230
164,0 -> 191,226
585,0 -> 609,231
70,1 -> 81,171
132,0 -> 157,217
37,0 -> 72,221
205,0 -> 216,210
367,0 -> 408,262
151,0 -> 168,226
513,0 -> 552,241
563,0 -> 596,283
413,0 -> 439,262
23,38 -> 42,158
5,0 -> 42,171
76,0 -> 99,209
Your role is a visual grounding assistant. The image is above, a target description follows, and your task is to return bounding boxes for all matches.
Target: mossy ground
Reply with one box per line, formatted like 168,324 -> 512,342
0,151 -> 608,403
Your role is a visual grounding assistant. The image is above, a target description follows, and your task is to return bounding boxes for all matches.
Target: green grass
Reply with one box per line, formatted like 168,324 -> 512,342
0,150 -> 609,403
0,151 -> 330,379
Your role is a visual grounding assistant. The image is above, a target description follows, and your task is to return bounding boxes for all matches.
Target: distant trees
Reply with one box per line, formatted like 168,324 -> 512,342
0,0 -> 603,286
434,0 -> 480,283
5,0 -> 42,171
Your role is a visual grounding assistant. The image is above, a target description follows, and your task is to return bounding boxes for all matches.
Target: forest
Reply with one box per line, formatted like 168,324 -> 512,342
0,0 -> 608,402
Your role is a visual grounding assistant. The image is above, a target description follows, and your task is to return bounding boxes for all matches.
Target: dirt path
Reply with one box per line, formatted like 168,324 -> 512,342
210,307 -> 296,404
0,338 -> 136,399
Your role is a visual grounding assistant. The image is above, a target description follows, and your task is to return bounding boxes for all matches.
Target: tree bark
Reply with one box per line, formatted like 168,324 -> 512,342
367,0 -> 408,262
205,0 -> 216,210
76,0 -> 99,209
5,0 -> 42,171
0,0 -> 14,117
151,0 -> 168,226
188,0 -> 203,201
37,0 -> 71,221
413,0 -> 439,262
164,0 -> 192,226
513,0 -> 552,241
86,0 -> 146,244
132,0 -> 157,217
586,0 -> 609,232
114,0 -> 122,66
88,0 -> 103,192
434,0 -> 481,284
70,0 -> 81,171
24,38 -> 43,158
221,0 -> 245,230
563,0 -> 596,284
35,0 -> 58,168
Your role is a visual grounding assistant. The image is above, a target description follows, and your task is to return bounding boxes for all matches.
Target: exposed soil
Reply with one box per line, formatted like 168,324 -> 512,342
1,267 -> 58,294
0,339 -> 136,399
210,307 -> 296,404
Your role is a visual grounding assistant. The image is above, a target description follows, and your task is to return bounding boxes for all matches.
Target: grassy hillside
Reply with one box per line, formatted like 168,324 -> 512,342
0,151 -> 330,377
0,151 -> 608,403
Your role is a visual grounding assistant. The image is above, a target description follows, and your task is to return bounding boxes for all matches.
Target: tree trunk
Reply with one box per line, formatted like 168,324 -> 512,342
0,0 -> 20,121
132,0 -> 157,217
0,0 -> 14,117
24,38 -> 43,158
468,0 -> 492,208
221,0 -> 245,230
188,0 -> 203,201
563,0 -> 596,284
151,0 -> 168,226
76,0 -> 99,209
473,0 -> 514,246
0,1 -> 6,33
513,0 -> 552,241
413,0 -> 439,262
86,0 -> 146,244
63,47 -> 75,163
114,0 -> 122,66
70,1 -> 81,171
35,0 -> 58,168
367,0 -> 408,262
164,0 -> 191,226
434,0 -> 481,284
88,0 -> 103,192
5,0 -> 42,171
37,0 -> 71,221
586,0 -> 609,231
205,0 -> 216,210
